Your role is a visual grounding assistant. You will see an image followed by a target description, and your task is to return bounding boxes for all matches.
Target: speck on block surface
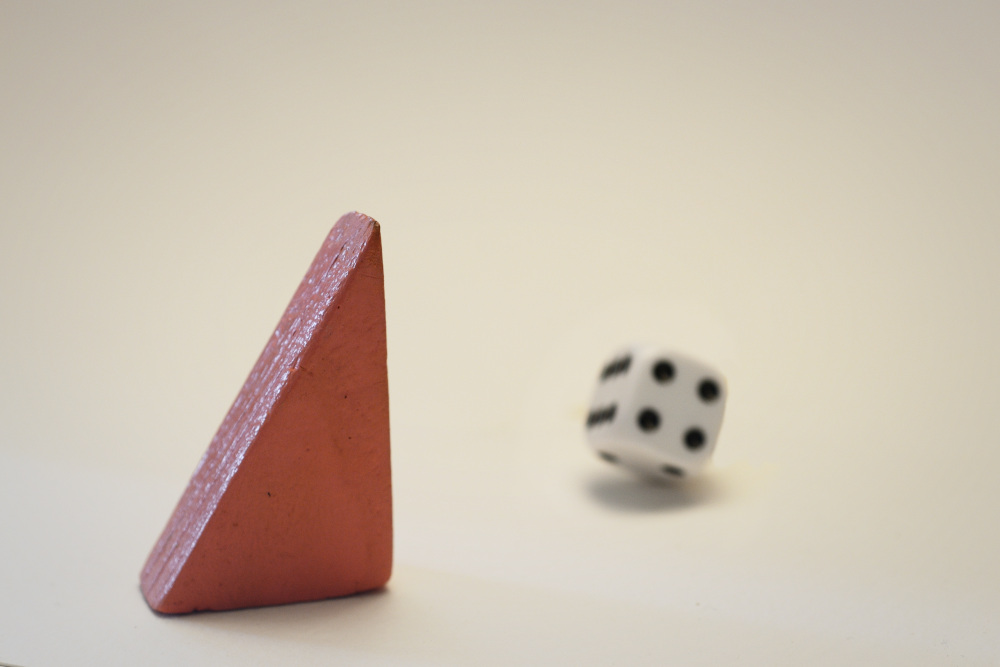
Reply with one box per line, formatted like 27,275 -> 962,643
140,212 -> 391,614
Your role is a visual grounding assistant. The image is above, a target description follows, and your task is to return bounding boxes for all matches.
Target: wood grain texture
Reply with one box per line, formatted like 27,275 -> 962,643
140,212 -> 391,613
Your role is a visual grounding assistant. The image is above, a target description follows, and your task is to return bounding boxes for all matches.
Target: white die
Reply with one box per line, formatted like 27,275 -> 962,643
585,345 -> 727,479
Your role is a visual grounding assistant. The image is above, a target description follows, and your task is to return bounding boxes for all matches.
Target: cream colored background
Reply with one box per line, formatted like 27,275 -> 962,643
2,2 -> 999,664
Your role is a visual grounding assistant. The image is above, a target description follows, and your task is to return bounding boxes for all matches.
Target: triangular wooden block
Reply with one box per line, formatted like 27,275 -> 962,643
141,212 -> 392,614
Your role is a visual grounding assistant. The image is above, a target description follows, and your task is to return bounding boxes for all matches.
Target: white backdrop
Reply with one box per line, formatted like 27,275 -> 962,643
2,2 -> 999,664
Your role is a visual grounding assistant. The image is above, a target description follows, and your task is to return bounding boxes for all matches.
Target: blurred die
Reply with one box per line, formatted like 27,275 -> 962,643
585,345 -> 727,479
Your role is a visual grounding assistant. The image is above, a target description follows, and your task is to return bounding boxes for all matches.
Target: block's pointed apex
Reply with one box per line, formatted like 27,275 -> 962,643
141,212 -> 391,614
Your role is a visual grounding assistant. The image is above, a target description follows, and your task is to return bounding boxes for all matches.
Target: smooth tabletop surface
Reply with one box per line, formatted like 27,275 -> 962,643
2,2 -> 999,664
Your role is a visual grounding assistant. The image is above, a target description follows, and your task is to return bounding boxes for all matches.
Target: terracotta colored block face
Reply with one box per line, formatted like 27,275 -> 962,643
141,212 -> 391,614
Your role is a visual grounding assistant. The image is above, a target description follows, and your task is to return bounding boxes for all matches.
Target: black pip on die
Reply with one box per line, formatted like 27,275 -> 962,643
586,346 -> 727,479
